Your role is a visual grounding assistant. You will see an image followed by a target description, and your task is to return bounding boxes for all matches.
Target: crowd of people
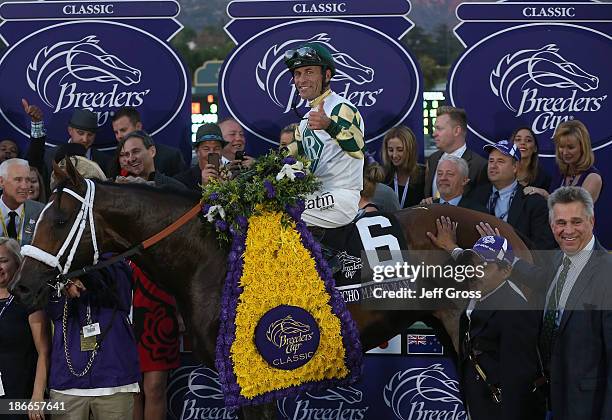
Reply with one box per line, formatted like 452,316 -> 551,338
0,40 -> 609,420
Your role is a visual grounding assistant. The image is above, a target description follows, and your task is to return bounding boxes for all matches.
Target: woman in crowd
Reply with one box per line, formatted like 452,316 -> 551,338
381,125 -> 425,208
0,237 -> 50,420
511,127 -> 550,190
359,158 -> 385,214
525,120 -> 602,203
27,167 -> 47,203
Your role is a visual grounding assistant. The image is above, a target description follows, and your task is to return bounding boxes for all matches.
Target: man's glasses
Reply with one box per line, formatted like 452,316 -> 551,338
284,46 -> 320,63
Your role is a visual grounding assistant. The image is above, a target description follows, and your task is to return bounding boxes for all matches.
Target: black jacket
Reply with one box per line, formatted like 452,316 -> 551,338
174,166 -> 201,192
459,281 -> 545,420
470,182 -> 556,250
433,196 -> 488,213
153,143 -> 187,177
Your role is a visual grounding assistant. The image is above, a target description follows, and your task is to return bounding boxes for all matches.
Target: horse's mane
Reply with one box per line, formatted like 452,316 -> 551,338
95,179 -> 202,202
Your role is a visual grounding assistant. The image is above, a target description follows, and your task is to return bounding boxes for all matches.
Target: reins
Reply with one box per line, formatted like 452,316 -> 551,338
61,202 -> 202,282
21,179 -> 202,296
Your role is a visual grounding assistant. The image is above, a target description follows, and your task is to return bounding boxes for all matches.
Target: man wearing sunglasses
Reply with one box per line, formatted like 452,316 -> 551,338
284,43 -> 365,230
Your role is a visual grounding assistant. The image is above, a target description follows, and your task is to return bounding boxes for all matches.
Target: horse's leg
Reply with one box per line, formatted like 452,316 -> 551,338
241,403 -> 276,420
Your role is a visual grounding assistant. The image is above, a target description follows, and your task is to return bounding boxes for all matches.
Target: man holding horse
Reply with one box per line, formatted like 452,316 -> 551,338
283,43 -> 365,229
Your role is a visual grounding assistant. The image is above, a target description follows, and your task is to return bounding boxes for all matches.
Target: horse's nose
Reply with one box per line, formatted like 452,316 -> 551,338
8,282 -> 33,304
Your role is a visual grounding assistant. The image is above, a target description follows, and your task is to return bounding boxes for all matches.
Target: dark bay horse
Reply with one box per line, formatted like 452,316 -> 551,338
9,164 -> 531,419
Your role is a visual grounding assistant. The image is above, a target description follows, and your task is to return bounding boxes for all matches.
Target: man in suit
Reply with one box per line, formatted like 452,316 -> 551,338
22,99 -> 111,179
470,140 -> 556,250
457,236 -> 543,420
0,158 -> 44,246
111,107 -> 186,176
512,186 -> 612,420
421,155 -> 487,212
424,106 -> 487,197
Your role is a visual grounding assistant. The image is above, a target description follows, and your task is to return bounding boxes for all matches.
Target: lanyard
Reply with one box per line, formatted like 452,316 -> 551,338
491,184 -> 519,221
0,295 -> 14,320
0,207 -> 25,243
393,173 -> 410,208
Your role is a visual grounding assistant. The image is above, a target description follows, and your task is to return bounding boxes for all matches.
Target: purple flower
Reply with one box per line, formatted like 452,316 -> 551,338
263,179 -> 276,199
215,220 -> 228,231
201,204 -> 211,214
282,156 -> 297,165
236,215 -> 248,229
209,192 -> 219,201
294,171 -> 306,180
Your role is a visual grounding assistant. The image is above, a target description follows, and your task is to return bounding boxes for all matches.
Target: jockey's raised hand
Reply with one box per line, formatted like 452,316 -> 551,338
426,216 -> 458,253
307,100 -> 331,131
21,98 -> 43,122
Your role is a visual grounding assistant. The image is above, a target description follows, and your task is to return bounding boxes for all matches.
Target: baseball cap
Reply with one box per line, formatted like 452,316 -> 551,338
483,140 -> 521,162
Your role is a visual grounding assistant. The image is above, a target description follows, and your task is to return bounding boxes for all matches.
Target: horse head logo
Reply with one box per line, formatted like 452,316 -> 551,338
256,33 -> 374,108
266,315 -> 311,348
383,364 -> 462,420
490,44 -> 599,112
277,386 -> 363,419
27,35 -> 142,108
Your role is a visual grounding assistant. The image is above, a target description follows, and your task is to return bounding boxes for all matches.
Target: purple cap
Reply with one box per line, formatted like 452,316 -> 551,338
468,235 -> 514,266
483,139 -> 521,162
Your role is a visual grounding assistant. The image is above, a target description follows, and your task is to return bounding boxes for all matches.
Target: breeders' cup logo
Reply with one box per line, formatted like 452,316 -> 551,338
0,21 -> 188,148
277,386 -> 369,420
221,20 -> 420,146
26,35 -> 149,125
448,24 -> 612,155
255,305 -> 320,370
256,33 -> 375,112
490,44 -> 606,137
383,364 -> 466,420
167,365 -> 238,420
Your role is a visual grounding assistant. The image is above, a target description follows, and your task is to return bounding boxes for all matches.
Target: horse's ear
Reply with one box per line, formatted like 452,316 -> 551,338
52,161 -> 69,186
63,156 -> 85,186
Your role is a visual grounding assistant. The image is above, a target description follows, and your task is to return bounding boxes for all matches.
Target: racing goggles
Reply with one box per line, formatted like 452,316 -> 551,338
284,46 -> 322,65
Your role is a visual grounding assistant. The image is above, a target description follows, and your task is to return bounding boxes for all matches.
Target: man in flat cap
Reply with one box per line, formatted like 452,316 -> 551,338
21,98 -> 111,183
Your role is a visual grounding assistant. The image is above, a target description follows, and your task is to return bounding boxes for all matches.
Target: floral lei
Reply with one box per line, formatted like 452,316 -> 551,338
201,151 -> 362,407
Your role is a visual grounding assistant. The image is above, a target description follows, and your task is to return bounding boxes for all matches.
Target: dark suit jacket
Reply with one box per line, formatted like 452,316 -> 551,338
459,282 -> 544,420
424,148 -> 488,197
433,196 -> 488,213
512,241 -> 612,420
174,166 -> 201,192
21,199 -> 44,246
470,182 -> 556,250
153,143 -> 187,177
26,136 -> 111,180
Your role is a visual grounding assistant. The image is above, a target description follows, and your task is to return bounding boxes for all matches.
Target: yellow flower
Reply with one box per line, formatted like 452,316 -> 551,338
230,211 -> 349,399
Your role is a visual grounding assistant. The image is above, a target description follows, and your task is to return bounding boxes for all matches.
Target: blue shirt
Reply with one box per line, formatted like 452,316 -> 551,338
440,195 -> 462,206
492,180 -> 518,221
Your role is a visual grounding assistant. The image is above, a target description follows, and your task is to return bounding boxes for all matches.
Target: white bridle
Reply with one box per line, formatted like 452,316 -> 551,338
21,179 -> 100,285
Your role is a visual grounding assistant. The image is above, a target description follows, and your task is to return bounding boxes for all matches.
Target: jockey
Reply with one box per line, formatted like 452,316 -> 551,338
284,43 -> 365,230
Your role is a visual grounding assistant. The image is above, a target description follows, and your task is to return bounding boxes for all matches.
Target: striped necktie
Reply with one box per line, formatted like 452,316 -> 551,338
540,256 -> 572,367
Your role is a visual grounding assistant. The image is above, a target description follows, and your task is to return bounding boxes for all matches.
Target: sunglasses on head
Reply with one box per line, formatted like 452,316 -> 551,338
284,46 -> 321,63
